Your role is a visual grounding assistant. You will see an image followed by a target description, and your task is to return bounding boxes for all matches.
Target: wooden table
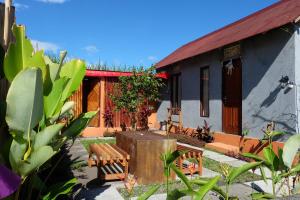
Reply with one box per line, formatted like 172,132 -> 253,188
116,132 -> 177,184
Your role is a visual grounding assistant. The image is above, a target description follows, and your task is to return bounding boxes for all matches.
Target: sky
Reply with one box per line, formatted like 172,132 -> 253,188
10,0 -> 278,68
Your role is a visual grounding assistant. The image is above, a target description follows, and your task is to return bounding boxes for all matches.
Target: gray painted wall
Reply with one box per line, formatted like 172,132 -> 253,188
157,26 -> 298,140
295,24 -> 300,134
241,27 -> 296,139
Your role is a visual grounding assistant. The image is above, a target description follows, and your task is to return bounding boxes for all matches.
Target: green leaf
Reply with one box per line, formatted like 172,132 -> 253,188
44,77 -> 69,118
42,178 -> 77,200
166,189 -> 194,200
259,166 -> 267,184
251,192 -> 274,199
50,101 -> 74,123
283,134 -> 300,169
6,68 -> 43,134
269,131 -> 284,139
32,123 -> 64,150
242,153 -> 265,162
227,162 -> 262,184
18,146 -> 55,177
60,59 -> 86,102
63,110 -> 98,139
9,137 -> 27,173
263,147 -> 279,171
278,164 -> 300,180
43,51 -> 67,95
137,185 -> 160,200
166,150 -> 187,165
4,25 -> 46,82
195,176 -> 220,200
170,163 -> 193,191
191,179 -> 226,198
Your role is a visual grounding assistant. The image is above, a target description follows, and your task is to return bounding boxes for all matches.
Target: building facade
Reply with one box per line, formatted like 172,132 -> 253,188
156,0 -> 300,139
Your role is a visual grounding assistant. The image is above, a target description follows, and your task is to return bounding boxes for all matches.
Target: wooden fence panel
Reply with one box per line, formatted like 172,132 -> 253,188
69,83 -> 83,118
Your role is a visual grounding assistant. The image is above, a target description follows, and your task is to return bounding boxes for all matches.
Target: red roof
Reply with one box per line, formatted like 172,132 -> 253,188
86,69 -> 169,79
156,0 -> 300,69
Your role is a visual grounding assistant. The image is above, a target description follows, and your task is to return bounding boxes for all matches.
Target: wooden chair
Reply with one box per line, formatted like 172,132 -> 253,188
167,107 -> 183,134
177,145 -> 203,176
88,143 -> 130,180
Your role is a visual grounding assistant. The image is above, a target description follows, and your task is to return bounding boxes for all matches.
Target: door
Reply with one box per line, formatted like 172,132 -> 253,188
222,58 -> 242,134
87,78 -> 100,127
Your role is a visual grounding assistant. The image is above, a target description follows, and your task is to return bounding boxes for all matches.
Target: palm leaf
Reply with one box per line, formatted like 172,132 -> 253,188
195,176 -> 220,200
137,185 -> 160,200
227,162 -> 262,184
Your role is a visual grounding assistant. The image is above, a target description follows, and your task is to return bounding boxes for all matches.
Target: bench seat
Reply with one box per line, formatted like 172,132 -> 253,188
88,143 -> 130,180
177,145 -> 203,176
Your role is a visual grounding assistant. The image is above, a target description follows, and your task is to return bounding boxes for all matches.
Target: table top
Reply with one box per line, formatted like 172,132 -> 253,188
117,131 -> 176,141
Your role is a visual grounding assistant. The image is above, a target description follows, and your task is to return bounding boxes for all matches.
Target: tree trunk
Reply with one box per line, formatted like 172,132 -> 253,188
130,112 -> 137,131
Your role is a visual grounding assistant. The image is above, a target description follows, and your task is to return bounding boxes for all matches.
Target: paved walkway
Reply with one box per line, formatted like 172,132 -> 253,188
70,138 -> 289,199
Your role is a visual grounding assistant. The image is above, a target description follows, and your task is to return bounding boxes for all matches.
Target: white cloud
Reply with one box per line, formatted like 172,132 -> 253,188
83,45 -> 99,54
36,0 -> 68,4
147,56 -> 157,61
14,3 -> 29,10
31,39 -> 60,53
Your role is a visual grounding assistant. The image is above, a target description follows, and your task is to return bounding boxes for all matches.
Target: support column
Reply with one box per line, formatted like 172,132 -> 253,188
100,77 -> 105,128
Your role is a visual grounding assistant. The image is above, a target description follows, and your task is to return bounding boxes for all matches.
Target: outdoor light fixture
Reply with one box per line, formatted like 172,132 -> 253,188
279,76 -> 294,89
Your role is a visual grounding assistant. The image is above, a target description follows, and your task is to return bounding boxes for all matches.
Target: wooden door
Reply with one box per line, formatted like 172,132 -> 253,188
87,78 -> 100,127
222,58 -> 242,134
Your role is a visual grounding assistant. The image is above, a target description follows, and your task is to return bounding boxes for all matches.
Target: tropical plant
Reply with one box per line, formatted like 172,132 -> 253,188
110,66 -> 163,130
160,149 -> 261,200
195,120 -> 214,143
243,134 -> 300,198
0,24 -> 97,200
103,107 -> 114,129
138,106 -> 152,130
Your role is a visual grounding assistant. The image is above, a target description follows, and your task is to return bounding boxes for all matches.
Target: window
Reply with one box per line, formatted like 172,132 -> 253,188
170,74 -> 181,108
200,67 -> 209,117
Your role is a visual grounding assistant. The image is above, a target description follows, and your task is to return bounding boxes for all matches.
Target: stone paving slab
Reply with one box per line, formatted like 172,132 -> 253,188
244,179 -> 292,197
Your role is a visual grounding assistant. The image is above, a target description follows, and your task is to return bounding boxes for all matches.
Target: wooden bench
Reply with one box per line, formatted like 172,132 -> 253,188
88,143 -> 130,181
177,145 -> 203,176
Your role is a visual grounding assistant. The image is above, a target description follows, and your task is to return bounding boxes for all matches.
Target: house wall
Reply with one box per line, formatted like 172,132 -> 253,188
295,23 -> 300,134
241,26 -> 296,139
157,26 -> 297,139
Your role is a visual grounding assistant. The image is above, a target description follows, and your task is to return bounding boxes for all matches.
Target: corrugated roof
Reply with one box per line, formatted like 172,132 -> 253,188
156,0 -> 300,69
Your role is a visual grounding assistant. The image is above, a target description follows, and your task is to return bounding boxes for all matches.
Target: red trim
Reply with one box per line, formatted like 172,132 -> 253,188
86,70 -> 132,77
85,70 -> 169,79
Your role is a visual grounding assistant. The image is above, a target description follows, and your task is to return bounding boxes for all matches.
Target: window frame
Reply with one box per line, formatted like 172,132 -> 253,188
200,66 -> 209,117
170,73 -> 181,109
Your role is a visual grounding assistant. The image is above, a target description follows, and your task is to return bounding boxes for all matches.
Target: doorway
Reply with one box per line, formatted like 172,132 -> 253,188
222,58 -> 242,134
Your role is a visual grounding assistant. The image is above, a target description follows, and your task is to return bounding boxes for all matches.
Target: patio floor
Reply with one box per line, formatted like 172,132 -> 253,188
69,138 -> 289,200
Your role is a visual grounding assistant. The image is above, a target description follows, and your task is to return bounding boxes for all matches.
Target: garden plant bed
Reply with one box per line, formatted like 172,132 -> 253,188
117,156 -> 262,199
202,157 -> 261,183
167,133 -> 206,148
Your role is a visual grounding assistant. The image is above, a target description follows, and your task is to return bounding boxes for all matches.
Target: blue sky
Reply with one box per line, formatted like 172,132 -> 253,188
11,0 -> 277,67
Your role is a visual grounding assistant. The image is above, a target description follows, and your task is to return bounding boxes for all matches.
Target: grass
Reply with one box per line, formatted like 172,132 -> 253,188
80,138 -> 116,151
118,156 -> 262,199
202,156 -> 262,183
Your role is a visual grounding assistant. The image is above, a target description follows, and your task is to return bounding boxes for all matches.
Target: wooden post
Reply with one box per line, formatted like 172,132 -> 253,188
3,0 -> 12,50
100,77 -> 105,128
